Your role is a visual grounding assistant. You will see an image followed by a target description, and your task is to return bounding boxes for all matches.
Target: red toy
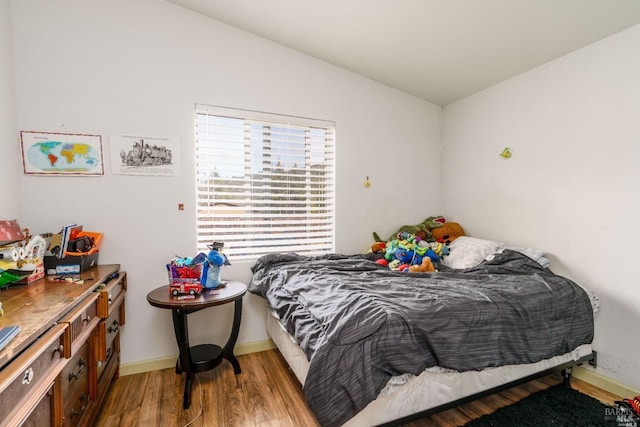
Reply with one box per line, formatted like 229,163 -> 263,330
167,263 -> 203,297
170,281 -> 202,296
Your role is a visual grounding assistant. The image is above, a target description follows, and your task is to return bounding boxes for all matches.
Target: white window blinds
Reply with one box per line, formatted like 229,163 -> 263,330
195,105 -> 336,260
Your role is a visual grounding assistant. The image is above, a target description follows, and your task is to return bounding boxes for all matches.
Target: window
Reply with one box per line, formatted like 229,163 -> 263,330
195,105 -> 336,260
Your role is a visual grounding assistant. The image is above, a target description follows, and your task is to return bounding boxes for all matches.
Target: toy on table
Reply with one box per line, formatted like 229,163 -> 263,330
167,242 -> 232,296
199,242 -> 231,289
167,256 -> 204,296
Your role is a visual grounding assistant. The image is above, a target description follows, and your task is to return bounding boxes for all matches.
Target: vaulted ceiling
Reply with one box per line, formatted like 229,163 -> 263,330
166,0 -> 640,106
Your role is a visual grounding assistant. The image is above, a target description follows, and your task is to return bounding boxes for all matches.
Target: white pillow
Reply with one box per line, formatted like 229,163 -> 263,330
441,236 -> 504,269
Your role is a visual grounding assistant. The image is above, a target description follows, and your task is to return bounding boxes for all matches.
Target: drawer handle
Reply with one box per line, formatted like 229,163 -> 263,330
68,365 -> 85,382
83,315 -> 91,323
108,320 -> 120,334
22,367 -> 34,385
52,344 -> 64,355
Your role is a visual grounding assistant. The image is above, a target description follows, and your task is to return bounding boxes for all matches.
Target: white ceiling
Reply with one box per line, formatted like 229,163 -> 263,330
166,0 -> 640,106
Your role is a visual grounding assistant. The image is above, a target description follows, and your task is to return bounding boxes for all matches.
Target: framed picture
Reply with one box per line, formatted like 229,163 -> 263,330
20,131 -> 104,176
110,134 -> 181,176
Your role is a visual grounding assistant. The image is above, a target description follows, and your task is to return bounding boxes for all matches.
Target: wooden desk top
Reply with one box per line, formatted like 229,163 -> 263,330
0,264 -> 121,370
146,281 -> 247,311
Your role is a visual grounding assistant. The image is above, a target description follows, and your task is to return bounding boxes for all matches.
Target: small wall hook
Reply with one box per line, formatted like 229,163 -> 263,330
499,147 -> 512,159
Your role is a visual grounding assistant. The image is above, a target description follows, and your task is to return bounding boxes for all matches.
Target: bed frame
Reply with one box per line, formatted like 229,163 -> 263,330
378,352 -> 597,426
266,309 -> 596,427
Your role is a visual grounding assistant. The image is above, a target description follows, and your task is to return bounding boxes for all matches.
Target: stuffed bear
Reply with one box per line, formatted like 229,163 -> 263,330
430,222 -> 465,244
409,257 -> 435,272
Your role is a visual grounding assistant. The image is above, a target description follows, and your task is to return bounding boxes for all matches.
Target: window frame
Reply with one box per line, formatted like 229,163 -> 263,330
194,104 -> 336,261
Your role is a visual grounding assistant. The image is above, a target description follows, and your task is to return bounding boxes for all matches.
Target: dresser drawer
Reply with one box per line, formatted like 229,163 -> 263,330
59,340 -> 90,401
96,298 -> 124,362
97,340 -> 119,398
59,292 -> 100,358
96,272 -> 127,319
0,324 -> 67,426
62,388 -> 91,427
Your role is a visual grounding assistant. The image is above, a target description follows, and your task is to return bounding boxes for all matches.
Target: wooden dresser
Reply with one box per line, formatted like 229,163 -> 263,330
0,265 -> 126,427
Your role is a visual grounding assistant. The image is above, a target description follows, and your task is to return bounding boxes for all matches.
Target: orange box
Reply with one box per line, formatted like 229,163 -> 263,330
65,231 -> 102,255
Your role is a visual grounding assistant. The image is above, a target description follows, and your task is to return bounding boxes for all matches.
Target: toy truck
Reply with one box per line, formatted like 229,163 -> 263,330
169,281 -> 202,296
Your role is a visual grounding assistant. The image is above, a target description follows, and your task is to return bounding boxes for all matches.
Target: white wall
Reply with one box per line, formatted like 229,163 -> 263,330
442,24 -> 640,390
10,0 -> 442,365
0,0 -> 20,220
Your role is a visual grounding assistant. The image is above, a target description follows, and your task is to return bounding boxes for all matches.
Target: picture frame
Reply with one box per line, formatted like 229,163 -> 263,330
110,134 -> 181,176
20,130 -> 104,176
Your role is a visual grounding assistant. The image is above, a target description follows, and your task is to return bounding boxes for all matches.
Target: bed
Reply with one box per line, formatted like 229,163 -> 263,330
248,238 -> 597,426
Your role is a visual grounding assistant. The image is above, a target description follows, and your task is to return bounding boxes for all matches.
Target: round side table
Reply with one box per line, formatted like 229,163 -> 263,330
146,281 -> 247,409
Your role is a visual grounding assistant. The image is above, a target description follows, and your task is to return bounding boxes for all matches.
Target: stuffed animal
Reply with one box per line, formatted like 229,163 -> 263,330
430,241 -> 450,257
396,247 -> 428,266
430,222 -> 465,244
373,215 -> 447,243
200,248 -> 225,289
424,248 -> 440,264
409,257 -> 435,272
370,241 -> 386,253
368,217 -> 463,271
388,259 -> 401,270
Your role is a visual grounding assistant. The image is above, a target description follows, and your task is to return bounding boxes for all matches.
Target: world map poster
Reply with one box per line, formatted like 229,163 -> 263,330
20,131 -> 104,176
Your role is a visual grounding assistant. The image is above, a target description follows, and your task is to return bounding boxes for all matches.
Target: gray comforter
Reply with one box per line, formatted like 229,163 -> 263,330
249,250 -> 594,426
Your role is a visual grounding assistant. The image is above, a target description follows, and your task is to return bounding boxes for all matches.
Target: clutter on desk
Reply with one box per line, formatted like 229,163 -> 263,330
0,220 -> 46,287
0,220 -> 25,244
166,241 -> 231,296
1,220 -> 104,285
43,224 -> 102,275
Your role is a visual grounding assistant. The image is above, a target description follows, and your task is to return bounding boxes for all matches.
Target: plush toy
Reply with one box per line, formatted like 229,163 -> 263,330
370,241 -> 386,253
388,259 -> 401,270
394,248 -> 415,265
373,215 -> 447,243
384,240 -> 399,261
199,242 -> 231,289
368,217 -> 462,271
409,257 -> 435,272
430,241 -> 450,258
201,248 -> 225,289
424,248 -> 440,264
430,222 -> 465,244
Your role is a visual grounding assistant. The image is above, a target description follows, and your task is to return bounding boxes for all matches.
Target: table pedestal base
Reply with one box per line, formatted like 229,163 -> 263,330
173,298 -> 243,409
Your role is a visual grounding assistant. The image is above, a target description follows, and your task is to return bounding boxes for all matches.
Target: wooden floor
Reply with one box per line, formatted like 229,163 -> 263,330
96,350 -> 621,427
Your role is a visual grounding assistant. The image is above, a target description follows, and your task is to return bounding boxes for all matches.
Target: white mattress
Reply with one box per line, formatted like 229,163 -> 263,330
266,309 -> 593,427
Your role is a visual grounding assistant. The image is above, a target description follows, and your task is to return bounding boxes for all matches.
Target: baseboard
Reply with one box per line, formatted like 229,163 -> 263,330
572,366 -> 640,398
119,339 -> 277,376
